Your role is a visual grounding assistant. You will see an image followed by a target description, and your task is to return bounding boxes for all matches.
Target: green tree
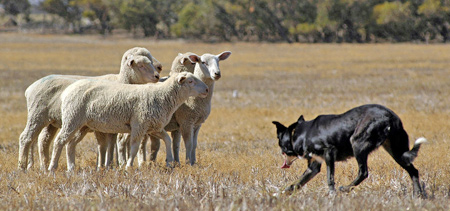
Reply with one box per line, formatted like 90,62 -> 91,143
328,0 -> 375,43
372,1 -> 416,42
0,0 -> 31,23
418,0 -> 450,42
171,0 -> 229,41
152,0 -> 179,39
279,0 -> 318,42
78,0 -> 112,35
41,0 -> 83,32
110,0 -> 158,37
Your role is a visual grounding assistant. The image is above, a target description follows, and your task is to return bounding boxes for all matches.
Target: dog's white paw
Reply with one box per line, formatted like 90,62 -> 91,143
272,190 -> 286,197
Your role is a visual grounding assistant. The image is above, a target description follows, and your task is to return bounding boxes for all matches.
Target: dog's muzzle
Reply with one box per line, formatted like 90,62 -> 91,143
281,153 -> 300,169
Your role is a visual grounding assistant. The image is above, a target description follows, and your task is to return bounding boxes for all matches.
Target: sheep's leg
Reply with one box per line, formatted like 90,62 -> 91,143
38,125 -> 58,171
27,142 -> 35,169
114,135 -> 119,167
149,135 -> 160,162
181,125 -> 194,165
18,120 -> 47,170
105,134 -> 117,168
126,131 -> 145,169
152,130 -> 174,167
190,126 -> 201,164
65,127 -> 89,171
171,130 -> 181,163
126,137 -> 130,160
117,133 -> 130,167
94,131 -> 108,169
137,135 -> 148,167
48,126 -> 80,171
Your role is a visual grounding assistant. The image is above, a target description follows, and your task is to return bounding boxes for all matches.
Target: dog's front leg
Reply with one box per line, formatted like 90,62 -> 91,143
325,149 -> 336,194
284,160 -> 321,194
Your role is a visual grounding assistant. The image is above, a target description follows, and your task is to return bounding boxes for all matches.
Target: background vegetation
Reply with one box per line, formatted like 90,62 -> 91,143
0,33 -> 449,210
1,0 -> 450,43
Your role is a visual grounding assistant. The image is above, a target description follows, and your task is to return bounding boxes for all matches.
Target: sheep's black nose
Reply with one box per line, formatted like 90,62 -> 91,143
155,74 -> 160,80
205,88 -> 209,93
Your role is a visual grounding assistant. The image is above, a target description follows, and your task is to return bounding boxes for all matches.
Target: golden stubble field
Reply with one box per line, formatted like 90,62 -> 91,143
0,33 -> 449,210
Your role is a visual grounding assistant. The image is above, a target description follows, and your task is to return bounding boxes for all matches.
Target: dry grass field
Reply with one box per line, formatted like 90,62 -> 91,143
0,33 -> 449,210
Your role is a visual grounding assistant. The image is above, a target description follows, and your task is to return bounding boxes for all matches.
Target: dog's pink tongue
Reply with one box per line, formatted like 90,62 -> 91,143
281,159 -> 290,169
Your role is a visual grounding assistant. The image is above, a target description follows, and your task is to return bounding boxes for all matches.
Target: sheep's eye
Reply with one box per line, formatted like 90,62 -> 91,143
189,80 -> 193,84
202,61 -> 206,64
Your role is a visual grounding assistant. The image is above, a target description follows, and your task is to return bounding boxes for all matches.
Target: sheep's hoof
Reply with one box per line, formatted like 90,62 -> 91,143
18,162 -> 27,171
166,162 -> 175,168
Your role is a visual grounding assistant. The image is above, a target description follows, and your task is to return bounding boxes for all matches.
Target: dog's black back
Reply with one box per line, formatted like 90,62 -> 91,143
292,104 -> 403,161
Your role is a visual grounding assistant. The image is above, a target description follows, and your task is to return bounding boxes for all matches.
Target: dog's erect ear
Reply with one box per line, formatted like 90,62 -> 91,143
288,122 -> 298,132
272,121 -> 286,131
297,115 -> 305,123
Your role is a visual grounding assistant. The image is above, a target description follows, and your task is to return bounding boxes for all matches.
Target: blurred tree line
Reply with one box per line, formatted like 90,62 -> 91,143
1,0 -> 449,42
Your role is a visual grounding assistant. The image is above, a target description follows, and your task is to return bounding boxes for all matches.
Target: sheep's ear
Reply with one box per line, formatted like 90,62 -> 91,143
178,53 -> 183,56
177,75 -> 187,84
218,51 -> 232,61
187,54 -> 201,63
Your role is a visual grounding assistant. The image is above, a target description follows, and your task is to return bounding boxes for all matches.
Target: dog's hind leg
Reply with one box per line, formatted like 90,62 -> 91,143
339,151 -> 369,192
284,159 -> 321,194
383,129 -> 425,198
325,148 -> 337,193
340,118 -> 388,192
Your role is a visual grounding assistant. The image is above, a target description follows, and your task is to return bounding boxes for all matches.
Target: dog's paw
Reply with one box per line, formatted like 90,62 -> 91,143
338,186 -> 354,193
273,189 -> 294,197
328,189 -> 337,195
272,191 -> 285,197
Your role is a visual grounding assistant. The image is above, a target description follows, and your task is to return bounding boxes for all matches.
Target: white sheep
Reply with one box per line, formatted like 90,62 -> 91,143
47,72 -> 209,171
114,52 -> 202,167
68,48 -> 165,170
18,47 -> 161,171
144,51 -> 231,165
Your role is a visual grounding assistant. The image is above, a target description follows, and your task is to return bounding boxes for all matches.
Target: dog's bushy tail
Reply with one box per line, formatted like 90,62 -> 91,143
402,137 -> 427,164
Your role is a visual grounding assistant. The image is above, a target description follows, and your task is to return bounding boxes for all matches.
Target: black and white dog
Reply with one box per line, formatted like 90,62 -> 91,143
272,104 -> 426,197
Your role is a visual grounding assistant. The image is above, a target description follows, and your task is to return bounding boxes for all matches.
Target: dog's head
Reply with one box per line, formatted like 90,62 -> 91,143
272,120 -> 299,169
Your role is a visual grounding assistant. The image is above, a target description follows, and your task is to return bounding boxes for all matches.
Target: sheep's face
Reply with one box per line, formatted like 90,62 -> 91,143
127,47 -> 162,73
127,55 -> 160,83
171,52 -> 201,74
177,73 -> 209,98
153,58 -> 163,73
200,51 -> 231,81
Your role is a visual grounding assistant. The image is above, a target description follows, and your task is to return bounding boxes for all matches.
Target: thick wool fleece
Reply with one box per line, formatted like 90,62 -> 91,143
18,47 -> 159,170
46,72 -> 207,170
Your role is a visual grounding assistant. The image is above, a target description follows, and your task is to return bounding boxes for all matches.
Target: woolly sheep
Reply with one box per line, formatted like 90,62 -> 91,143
67,48 -> 164,170
170,52 -> 200,75
114,52 -> 202,167
145,51 -> 231,165
17,47 -> 161,171
47,72 -> 209,171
